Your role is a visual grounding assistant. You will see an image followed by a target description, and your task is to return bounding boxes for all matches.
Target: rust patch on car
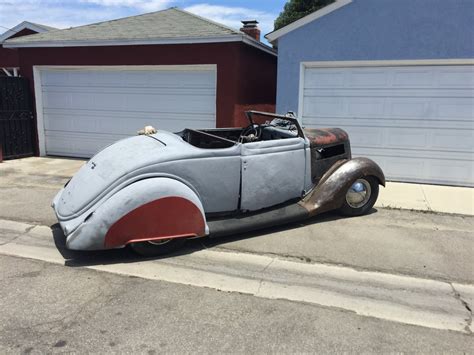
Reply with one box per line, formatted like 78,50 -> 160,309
300,157 -> 386,216
303,128 -> 349,147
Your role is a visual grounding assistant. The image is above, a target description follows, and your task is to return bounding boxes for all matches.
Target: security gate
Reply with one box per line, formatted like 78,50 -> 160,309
0,77 -> 35,159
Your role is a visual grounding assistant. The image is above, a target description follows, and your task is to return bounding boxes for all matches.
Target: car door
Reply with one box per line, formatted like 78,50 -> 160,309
240,137 -> 307,212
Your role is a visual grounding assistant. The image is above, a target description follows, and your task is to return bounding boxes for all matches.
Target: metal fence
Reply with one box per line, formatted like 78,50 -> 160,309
0,77 -> 35,159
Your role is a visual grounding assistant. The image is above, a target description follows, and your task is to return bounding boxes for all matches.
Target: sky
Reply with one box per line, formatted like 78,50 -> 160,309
0,0 -> 288,42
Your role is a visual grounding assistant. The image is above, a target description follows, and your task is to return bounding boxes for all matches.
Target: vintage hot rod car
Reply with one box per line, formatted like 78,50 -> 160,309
52,111 -> 385,256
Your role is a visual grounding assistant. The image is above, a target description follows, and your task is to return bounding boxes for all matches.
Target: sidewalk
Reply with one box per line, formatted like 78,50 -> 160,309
376,182 -> 473,216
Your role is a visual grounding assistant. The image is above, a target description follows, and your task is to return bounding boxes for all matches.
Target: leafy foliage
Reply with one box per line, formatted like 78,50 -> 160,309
274,0 -> 336,30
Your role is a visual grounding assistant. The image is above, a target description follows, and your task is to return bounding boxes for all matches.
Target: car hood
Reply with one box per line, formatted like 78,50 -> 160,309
54,131 -> 194,219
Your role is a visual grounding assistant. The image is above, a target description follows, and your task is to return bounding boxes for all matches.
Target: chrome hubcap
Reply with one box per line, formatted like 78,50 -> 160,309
346,179 -> 371,208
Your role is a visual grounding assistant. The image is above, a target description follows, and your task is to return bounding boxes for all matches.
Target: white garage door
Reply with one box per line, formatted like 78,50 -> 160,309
37,66 -> 216,157
301,64 -> 474,187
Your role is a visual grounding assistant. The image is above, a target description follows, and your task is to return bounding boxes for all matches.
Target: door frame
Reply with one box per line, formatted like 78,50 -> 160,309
33,64 -> 217,156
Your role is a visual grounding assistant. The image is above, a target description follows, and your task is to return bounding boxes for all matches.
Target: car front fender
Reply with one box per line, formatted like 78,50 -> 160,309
301,157 -> 385,216
65,177 -> 208,250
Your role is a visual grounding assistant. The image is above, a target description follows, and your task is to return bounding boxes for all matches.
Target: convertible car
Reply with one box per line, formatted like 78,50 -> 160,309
52,111 -> 385,256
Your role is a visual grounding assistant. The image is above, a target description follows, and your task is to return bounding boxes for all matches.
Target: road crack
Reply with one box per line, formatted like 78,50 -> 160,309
449,283 -> 472,334
0,223 -> 38,246
256,258 -> 275,295
0,233 -> 23,246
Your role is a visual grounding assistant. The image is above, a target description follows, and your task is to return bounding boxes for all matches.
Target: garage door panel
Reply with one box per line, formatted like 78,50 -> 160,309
43,89 -> 215,113
45,70 -> 216,89
40,67 -> 216,158
45,131 -> 122,157
437,68 -> 474,87
43,94 -> 215,114
346,98 -> 385,117
378,157 -> 425,180
385,128 -> 429,149
42,92 -> 72,109
437,100 -> 474,120
305,88 -> 471,99
353,152 -> 473,186
303,97 -> 345,118
44,111 -> 214,135
44,107 -> 215,122
431,129 -> 474,151
349,70 -> 390,87
44,85 -> 215,97
307,66 -> 474,89
136,71 -> 215,87
304,70 -> 345,88
427,160 -> 473,183
127,93 -> 215,114
341,126 -> 385,146
302,64 -> 474,186
312,115 -> 473,132
389,100 -> 427,118
346,127 -> 428,150
353,146 -> 473,162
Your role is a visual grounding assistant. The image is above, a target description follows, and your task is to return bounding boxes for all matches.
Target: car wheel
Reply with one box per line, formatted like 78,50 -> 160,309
339,176 -> 379,217
130,238 -> 186,257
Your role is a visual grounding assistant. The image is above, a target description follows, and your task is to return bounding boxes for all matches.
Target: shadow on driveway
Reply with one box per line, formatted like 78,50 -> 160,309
52,208 -> 378,267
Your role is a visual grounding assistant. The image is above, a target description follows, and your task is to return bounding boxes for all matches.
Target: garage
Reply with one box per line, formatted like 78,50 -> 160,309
35,66 -> 217,158
4,8 -> 276,160
267,0 -> 473,187
300,63 -> 474,187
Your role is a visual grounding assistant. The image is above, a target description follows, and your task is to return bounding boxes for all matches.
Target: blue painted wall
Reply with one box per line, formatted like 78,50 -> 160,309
276,0 -> 474,113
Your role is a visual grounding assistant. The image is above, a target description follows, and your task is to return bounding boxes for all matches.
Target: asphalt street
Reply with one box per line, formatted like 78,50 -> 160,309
1,255 -> 473,353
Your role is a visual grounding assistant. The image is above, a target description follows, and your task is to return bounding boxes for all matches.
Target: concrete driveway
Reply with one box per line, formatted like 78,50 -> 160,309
0,157 -> 85,225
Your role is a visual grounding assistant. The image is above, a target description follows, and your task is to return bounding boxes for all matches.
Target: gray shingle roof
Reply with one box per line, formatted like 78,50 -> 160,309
27,22 -> 58,32
5,8 -> 243,45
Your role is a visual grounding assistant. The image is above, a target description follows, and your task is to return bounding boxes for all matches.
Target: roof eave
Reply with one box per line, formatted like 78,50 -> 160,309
4,34 -> 277,56
242,37 -> 277,56
265,0 -> 352,44
3,35 -> 242,48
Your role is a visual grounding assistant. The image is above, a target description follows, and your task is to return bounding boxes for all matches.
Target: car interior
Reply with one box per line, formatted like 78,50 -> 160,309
178,112 -> 301,149
179,124 -> 299,149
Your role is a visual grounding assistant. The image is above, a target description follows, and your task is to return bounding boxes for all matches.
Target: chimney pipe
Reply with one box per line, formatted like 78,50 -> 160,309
240,20 -> 260,41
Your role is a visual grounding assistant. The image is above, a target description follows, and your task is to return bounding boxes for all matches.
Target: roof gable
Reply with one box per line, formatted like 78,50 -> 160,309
265,0 -> 352,44
0,21 -> 56,43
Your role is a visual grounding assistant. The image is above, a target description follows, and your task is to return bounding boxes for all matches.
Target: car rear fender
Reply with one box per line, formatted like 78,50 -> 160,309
66,177 -> 208,250
300,157 -> 385,216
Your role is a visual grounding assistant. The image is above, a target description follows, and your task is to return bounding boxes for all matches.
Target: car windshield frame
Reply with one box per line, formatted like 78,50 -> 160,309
245,110 -> 305,139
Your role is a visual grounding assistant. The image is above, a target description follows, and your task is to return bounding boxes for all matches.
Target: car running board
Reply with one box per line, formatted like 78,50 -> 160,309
207,203 -> 310,238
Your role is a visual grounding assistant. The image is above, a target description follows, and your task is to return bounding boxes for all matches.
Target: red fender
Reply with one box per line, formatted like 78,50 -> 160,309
104,196 -> 206,248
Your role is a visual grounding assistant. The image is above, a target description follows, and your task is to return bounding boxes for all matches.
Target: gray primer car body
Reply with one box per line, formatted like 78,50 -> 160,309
52,111 -> 385,251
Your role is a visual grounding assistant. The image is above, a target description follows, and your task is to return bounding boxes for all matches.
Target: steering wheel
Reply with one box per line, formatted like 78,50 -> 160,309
239,124 -> 261,143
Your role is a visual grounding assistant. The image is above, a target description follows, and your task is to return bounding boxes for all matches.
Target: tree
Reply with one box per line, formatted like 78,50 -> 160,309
274,0 -> 336,31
